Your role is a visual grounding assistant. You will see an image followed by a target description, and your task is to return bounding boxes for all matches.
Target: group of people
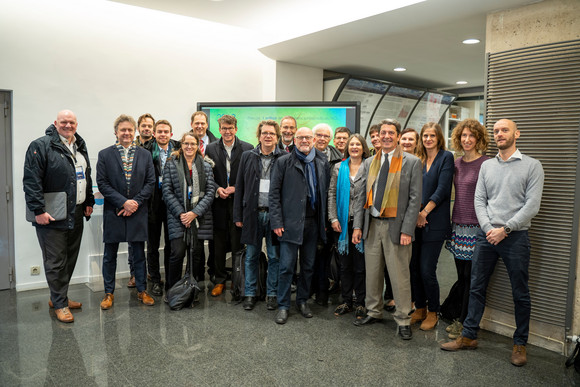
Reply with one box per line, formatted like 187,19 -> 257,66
24,109 -> 543,367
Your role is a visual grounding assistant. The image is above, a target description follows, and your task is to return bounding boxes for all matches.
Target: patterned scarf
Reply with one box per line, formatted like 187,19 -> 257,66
337,158 -> 364,255
364,145 -> 403,218
294,146 -> 317,209
116,142 -> 136,194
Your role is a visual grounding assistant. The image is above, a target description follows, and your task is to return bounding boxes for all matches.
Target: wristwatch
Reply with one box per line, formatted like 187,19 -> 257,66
503,226 -> 511,235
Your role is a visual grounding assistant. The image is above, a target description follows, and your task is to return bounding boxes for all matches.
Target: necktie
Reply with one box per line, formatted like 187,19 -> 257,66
373,156 -> 389,214
285,145 -> 289,152
200,139 -> 205,155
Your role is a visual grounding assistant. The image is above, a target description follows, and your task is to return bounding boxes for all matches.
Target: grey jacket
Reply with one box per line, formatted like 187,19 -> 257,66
352,152 -> 422,244
327,160 -> 366,223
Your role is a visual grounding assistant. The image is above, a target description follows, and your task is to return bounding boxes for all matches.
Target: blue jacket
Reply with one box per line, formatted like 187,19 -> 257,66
269,148 -> 330,245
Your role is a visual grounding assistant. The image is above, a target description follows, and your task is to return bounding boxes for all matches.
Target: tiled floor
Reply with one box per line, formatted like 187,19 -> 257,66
1,272 -> 578,387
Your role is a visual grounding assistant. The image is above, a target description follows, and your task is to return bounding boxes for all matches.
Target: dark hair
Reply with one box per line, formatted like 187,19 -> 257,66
417,122 -> 446,164
171,131 -> 201,158
190,111 -> 208,125
334,127 -> 351,138
343,134 -> 370,159
256,120 -> 281,139
378,119 -> 401,134
451,118 -> 489,154
137,113 -> 155,127
368,124 -> 380,136
154,119 -> 172,132
218,114 -> 237,128
280,116 -> 297,127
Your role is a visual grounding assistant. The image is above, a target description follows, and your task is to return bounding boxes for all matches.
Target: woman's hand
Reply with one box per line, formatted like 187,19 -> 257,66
416,210 -> 428,228
180,211 -> 198,228
331,220 -> 342,233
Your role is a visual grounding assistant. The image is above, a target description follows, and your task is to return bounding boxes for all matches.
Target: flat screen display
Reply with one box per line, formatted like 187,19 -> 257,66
197,101 -> 360,145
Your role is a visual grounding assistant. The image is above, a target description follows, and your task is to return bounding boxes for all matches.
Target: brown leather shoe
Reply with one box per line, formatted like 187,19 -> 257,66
211,284 -> 225,297
511,345 -> 527,366
420,311 -> 439,331
440,336 -> 478,351
100,293 -> 114,310
55,307 -> 74,323
409,307 -> 427,324
138,291 -> 155,306
127,276 -> 136,288
49,299 -> 82,309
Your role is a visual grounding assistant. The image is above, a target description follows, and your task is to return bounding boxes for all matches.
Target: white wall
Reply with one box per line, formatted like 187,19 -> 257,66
275,62 -> 323,101
0,0 -> 287,290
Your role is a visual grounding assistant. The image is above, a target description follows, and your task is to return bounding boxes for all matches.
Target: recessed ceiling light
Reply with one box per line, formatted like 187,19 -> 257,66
456,81 -> 468,85
394,67 -> 406,72
462,39 -> 480,44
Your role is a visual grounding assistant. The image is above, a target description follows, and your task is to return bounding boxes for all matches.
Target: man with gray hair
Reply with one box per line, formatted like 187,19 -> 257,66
441,119 -> 544,367
312,123 -> 342,164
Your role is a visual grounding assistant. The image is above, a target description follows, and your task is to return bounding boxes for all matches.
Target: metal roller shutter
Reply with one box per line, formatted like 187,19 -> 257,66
484,40 -> 580,335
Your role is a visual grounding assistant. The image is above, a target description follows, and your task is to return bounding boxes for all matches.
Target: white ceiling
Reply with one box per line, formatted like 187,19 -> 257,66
110,0 -> 541,90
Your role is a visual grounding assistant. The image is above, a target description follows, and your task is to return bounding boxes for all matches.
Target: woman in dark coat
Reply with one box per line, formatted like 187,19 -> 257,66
162,132 -> 216,292
409,122 -> 454,330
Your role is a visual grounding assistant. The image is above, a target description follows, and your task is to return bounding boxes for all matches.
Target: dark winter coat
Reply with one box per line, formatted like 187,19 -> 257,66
23,125 -> 95,229
233,145 -> 284,246
162,154 -> 216,241
96,145 -> 155,243
269,148 -> 330,245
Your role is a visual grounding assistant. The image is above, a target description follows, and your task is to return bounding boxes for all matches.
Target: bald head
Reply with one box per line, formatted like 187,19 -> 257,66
54,110 -> 78,142
493,118 -> 520,152
294,127 -> 315,155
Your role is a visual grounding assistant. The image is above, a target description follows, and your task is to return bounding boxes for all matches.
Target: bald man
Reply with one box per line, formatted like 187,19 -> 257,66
441,119 -> 544,367
24,110 -> 95,323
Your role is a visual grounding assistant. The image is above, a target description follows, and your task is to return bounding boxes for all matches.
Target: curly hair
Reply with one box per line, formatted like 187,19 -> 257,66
451,118 -> 489,154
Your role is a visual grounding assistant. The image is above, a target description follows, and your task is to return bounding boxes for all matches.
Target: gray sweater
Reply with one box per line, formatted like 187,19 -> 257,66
474,151 -> 544,233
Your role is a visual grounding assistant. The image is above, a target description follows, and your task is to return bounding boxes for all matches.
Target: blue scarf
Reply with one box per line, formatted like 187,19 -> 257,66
294,146 -> 317,209
336,158 -> 364,255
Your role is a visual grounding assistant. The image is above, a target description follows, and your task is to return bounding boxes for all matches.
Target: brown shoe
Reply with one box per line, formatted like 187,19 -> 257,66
49,299 -> 82,309
138,291 -> 155,306
55,307 -> 74,323
511,345 -> 527,366
409,307 -> 427,324
211,284 -> 225,297
420,311 -> 439,331
127,276 -> 136,288
100,293 -> 114,310
440,336 -> 478,351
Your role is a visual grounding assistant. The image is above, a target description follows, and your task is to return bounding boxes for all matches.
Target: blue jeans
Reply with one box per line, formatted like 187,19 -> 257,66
277,218 -> 319,310
462,230 -> 531,345
245,211 -> 279,297
411,234 -> 444,312
103,242 -> 147,293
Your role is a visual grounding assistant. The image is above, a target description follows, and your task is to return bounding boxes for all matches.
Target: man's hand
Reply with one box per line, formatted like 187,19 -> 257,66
235,222 -> 243,228
331,220 -> 342,233
400,233 -> 412,246
352,229 -> 362,245
123,200 -> 138,214
486,227 -> 507,245
84,206 -> 93,217
224,186 -> 235,195
217,187 -> 229,199
35,212 -> 54,225
274,227 -> 284,237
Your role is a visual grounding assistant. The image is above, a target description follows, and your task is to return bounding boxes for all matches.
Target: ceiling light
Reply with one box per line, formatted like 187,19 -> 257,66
456,81 -> 468,85
394,67 -> 406,72
462,39 -> 480,44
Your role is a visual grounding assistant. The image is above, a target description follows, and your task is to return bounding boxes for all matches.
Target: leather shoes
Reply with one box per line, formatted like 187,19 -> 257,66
138,291 -> 155,306
398,325 -> 412,340
151,282 -> 163,296
127,276 -> 136,288
49,299 -> 82,309
243,296 -> 257,310
275,309 -> 289,324
211,284 -> 224,297
55,307 -> 74,323
266,296 -> 277,310
100,293 -> 114,310
353,315 -> 381,326
511,345 -> 527,366
296,303 -> 313,318
440,336 -> 478,351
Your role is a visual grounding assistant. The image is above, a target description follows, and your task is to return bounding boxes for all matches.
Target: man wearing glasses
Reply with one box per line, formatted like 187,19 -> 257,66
278,116 -> 297,153
205,115 -> 253,296
269,127 -> 330,324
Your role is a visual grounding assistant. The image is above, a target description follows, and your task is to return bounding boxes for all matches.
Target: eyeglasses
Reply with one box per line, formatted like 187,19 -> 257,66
261,132 -> 277,137
220,127 -> 236,132
295,136 -> 313,141
315,134 -> 331,139
182,142 -> 198,147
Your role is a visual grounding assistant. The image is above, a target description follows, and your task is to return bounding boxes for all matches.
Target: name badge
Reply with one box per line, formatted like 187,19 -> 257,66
187,186 -> 192,199
259,179 -> 270,193
158,176 -> 163,189
76,166 -> 85,180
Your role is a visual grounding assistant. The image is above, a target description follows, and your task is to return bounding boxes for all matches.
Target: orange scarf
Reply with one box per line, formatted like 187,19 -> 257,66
364,145 -> 403,218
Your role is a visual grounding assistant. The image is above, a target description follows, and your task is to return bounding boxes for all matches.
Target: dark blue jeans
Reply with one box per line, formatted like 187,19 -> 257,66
103,242 -> 147,293
245,211 -> 279,297
462,230 -> 531,345
277,218 -> 319,310
411,231 -> 444,312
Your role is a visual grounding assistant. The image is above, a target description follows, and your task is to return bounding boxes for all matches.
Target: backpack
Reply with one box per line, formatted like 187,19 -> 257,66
231,248 -> 268,302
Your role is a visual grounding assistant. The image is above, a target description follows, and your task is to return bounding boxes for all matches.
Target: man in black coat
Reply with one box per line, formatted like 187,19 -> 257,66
205,114 -> 253,296
23,110 -> 94,323
234,120 -> 284,311
143,119 -> 180,296
269,127 -> 330,324
97,114 -> 156,309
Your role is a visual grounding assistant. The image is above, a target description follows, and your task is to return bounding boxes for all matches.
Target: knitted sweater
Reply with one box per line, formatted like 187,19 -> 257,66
451,155 -> 490,225
474,152 -> 544,233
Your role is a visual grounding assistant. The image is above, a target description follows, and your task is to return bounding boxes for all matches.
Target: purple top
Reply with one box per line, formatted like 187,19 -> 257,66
452,155 -> 490,225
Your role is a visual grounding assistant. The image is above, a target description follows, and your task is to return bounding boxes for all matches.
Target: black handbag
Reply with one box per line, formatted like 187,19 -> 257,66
167,228 -> 201,310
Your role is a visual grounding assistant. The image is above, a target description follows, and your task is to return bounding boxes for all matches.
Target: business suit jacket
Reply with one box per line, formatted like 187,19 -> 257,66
205,137 -> 253,230
327,160 -> 366,223
96,145 -> 155,243
353,151 -> 422,244
420,149 -> 454,241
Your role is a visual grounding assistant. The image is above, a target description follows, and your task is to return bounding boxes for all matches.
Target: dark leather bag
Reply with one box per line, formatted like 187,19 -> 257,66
167,229 -> 201,310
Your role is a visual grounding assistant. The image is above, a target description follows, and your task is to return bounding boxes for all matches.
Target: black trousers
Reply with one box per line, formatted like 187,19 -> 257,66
454,257 -> 472,323
338,221 -> 366,306
147,203 -> 170,285
35,205 -> 84,309
213,198 -> 242,284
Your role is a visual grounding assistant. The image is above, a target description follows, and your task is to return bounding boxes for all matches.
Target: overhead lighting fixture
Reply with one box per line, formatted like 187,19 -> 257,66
394,67 -> 406,72
456,81 -> 468,85
462,39 -> 480,44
